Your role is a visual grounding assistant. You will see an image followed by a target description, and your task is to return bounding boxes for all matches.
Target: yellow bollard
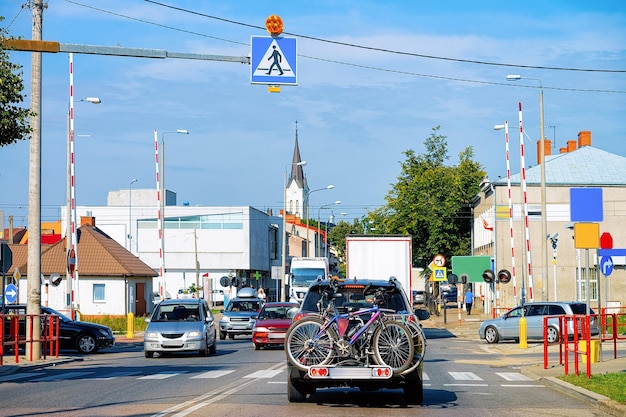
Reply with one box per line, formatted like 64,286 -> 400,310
519,316 -> 528,349
126,312 -> 135,339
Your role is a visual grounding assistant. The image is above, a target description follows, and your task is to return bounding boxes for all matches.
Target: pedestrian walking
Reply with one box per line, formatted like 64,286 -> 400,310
465,287 -> 474,315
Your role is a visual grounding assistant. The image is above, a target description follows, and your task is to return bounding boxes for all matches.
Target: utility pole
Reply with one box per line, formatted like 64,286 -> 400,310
27,0 -> 45,360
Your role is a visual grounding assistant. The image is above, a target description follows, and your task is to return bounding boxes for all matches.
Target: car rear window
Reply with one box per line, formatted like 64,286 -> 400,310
302,284 -> 409,314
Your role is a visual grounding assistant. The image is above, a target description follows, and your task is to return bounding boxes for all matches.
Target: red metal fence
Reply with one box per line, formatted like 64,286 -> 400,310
0,313 -> 60,364
543,311 -> 626,378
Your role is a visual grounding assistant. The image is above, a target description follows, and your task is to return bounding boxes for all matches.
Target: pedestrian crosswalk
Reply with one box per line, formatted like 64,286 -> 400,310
0,367 -> 539,388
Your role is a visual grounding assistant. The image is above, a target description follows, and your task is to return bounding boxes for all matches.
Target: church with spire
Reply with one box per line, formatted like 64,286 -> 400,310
285,123 -> 308,219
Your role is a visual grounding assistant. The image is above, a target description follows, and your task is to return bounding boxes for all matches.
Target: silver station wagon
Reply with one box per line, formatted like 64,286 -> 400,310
478,301 -> 599,344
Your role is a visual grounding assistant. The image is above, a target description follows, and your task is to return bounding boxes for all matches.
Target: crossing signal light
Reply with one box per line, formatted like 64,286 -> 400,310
482,269 -> 495,283
460,274 -> 468,284
448,273 -> 458,284
497,269 -> 512,284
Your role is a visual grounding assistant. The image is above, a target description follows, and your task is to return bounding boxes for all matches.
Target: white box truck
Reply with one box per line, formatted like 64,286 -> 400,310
288,257 -> 329,303
345,235 -> 412,295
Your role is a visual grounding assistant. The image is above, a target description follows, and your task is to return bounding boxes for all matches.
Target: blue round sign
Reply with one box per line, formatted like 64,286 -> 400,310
5,283 -> 18,303
600,256 -> 614,277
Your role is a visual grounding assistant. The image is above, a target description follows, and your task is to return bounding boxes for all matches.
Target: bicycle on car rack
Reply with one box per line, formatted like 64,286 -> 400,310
285,280 -> 416,375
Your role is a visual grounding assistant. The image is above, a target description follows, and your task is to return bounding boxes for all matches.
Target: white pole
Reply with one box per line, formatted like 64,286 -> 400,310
504,121 -> 518,305
518,102 -> 534,302
69,52 -> 81,317
154,130 -> 164,299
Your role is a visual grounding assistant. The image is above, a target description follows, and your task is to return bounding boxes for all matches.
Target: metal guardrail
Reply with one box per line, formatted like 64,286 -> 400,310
542,311 -> 626,378
0,314 -> 60,364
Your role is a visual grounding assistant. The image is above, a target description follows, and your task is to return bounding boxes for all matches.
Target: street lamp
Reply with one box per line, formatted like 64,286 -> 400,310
507,74 -> 548,301
156,129 -> 189,300
128,179 -> 138,251
317,201 -> 341,257
281,161 -> 307,301
66,91 -> 100,318
305,185 -> 334,256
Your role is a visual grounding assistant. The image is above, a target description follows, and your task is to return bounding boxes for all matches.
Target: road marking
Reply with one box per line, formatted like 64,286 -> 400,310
85,371 -> 141,380
190,370 -> 235,379
139,372 -> 182,380
501,384 -> 541,387
0,372 -> 45,382
449,371 -> 483,381
33,371 -> 93,381
244,369 -> 283,379
496,372 -> 533,381
444,383 -> 489,387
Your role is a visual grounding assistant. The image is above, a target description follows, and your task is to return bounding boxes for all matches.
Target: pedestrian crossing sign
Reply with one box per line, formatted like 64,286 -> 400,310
250,36 -> 297,85
432,267 -> 447,282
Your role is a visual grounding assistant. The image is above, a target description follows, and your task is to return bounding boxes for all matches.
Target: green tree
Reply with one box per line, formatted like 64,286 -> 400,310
0,20 -> 34,147
384,126 -> 485,266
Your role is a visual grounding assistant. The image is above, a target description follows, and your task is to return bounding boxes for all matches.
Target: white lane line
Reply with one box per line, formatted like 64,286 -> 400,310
449,371 -> 484,381
190,370 -> 235,379
496,372 -> 534,381
33,371 -> 94,382
0,372 -> 45,382
244,369 -> 283,379
139,372 -> 181,380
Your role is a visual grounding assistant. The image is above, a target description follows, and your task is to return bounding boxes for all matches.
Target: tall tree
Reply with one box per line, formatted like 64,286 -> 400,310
383,126 -> 485,266
0,19 -> 34,147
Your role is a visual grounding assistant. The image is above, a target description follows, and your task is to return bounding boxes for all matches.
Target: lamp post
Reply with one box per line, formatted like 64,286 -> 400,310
507,75 -> 547,301
281,161 -> 307,301
317,201 -> 341,257
305,185 -> 334,256
156,129 -> 189,300
66,73 -> 100,318
128,179 -> 138,251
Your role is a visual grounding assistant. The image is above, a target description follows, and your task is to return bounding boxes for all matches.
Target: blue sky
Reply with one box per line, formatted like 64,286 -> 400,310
1,0 -> 625,227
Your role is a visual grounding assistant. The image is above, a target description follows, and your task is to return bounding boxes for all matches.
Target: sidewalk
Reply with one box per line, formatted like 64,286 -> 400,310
424,306 -> 626,417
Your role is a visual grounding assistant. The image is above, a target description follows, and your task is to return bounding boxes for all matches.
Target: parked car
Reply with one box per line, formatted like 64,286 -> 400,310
478,301 -> 600,344
412,290 -> 426,305
286,277 -> 430,404
218,287 -> 263,340
143,298 -> 217,358
1,304 -> 115,354
252,302 -> 299,350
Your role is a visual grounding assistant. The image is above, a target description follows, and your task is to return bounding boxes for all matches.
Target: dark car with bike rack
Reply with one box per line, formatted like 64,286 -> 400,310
285,276 -> 430,404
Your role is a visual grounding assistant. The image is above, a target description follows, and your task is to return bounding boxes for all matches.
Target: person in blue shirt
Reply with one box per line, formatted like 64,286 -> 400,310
465,287 -> 474,315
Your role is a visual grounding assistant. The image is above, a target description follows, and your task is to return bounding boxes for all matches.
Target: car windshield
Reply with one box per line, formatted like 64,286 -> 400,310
227,300 -> 261,312
153,304 -> 201,321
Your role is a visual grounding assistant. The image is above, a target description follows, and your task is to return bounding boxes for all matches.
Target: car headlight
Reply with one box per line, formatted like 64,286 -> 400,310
188,331 -> 202,338
145,331 -> 159,338
253,327 -> 268,333
220,316 -> 230,323
98,328 -> 110,336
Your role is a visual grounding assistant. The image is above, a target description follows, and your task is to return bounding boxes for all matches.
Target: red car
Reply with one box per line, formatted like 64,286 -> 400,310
252,302 -> 300,350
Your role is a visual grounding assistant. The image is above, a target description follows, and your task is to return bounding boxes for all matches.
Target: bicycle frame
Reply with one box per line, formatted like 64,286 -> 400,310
316,297 -> 383,348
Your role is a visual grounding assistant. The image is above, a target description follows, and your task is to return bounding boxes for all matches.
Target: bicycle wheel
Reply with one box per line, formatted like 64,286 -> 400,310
285,317 -> 335,372
372,320 -> 414,374
402,320 -> 427,374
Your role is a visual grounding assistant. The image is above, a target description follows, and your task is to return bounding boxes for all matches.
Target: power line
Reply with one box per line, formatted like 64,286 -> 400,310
140,0 -> 625,74
62,0 -> 626,94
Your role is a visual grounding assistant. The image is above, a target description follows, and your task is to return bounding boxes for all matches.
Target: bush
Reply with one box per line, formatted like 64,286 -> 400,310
80,314 -> 149,333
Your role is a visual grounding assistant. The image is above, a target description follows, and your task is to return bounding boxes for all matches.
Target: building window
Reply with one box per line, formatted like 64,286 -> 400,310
93,284 -> 106,302
576,267 -> 598,302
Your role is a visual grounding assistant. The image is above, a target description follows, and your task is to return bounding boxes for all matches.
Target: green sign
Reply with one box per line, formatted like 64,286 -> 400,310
451,256 -> 491,283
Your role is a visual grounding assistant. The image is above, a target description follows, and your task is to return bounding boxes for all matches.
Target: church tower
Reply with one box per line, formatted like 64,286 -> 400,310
286,123 -> 308,218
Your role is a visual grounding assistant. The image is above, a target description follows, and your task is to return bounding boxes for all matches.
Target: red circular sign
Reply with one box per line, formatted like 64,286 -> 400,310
600,232 -> 613,249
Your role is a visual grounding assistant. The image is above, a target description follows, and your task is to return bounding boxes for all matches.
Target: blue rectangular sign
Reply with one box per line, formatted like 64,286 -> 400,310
570,188 -> 603,222
250,36 -> 297,85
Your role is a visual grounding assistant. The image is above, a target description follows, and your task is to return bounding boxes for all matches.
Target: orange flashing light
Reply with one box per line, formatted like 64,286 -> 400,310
265,15 -> 284,36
